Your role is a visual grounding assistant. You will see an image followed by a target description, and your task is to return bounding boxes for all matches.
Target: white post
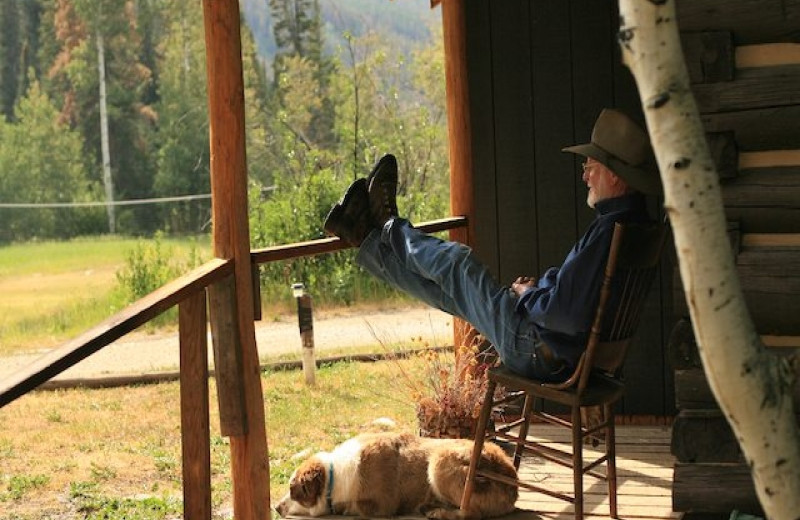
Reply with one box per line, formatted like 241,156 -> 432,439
293,283 -> 316,385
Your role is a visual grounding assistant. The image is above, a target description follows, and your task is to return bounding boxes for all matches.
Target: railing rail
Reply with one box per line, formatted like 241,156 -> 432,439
250,216 -> 468,263
0,258 -> 234,408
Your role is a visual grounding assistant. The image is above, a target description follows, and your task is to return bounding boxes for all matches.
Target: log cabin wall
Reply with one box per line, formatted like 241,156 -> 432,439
462,0 -> 676,416
668,0 -> 800,516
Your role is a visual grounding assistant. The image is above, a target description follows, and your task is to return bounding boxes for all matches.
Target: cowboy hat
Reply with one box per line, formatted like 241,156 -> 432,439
562,108 -> 662,195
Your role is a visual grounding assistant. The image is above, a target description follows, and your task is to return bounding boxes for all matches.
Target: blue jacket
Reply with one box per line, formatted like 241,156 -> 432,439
515,193 -> 650,367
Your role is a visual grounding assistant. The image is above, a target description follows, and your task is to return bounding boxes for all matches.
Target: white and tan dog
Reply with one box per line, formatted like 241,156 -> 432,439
275,431 -> 518,520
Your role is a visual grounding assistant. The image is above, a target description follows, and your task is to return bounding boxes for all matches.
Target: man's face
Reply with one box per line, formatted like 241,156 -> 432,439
582,158 -> 623,208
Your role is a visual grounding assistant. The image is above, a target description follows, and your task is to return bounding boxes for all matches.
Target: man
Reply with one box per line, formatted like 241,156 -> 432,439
323,109 -> 661,382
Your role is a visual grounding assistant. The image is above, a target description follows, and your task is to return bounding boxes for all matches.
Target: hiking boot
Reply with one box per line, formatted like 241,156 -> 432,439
367,154 -> 399,227
323,178 -> 373,247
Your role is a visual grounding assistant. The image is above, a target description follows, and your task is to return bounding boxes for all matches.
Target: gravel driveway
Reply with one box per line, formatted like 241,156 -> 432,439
0,305 -> 453,382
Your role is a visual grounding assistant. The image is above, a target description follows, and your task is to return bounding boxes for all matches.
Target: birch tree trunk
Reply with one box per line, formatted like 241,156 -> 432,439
617,1 -> 800,517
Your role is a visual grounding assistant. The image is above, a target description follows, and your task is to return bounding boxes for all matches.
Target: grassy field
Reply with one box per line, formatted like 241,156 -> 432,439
0,235 -> 411,357
0,236 -> 212,356
0,358 -> 428,520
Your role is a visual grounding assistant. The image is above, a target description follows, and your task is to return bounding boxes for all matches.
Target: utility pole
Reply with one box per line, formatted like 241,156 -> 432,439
97,29 -> 115,233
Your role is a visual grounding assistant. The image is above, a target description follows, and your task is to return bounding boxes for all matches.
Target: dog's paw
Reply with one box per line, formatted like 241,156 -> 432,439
422,505 -> 472,520
422,506 -> 447,520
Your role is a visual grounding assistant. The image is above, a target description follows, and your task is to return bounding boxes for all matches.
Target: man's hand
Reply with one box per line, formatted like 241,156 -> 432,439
510,276 -> 536,297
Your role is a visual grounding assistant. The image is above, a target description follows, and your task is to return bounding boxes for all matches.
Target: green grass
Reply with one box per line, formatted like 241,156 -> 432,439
0,358 -> 427,520
0,474 -> 50,501
0,236 -> 168,277
0,235 -> 212,355
0,234 -> 418,356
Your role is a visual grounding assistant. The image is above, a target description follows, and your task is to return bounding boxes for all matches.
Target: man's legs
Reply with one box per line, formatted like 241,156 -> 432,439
356,229 -> 460,314
326,156 -> 566,381
356,218 -> 542,378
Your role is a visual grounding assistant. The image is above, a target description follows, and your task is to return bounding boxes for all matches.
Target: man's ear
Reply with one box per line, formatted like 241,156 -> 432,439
609,170 -> 631,193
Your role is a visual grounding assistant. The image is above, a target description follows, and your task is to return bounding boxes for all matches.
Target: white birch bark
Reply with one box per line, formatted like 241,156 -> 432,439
617,1 -> 800,517
97,30 -> 115,234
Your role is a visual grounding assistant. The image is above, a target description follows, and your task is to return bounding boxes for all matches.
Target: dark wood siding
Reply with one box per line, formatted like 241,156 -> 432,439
492,0 -> 537,284
464,0 -> 675,415
465,0 -> 499,275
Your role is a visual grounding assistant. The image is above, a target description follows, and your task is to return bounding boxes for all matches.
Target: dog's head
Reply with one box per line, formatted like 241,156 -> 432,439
275,456 -> 329,517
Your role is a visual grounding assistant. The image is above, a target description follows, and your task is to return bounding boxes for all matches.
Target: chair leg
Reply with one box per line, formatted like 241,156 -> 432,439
512,395 -> 534,470
571,405 -> 583,520
605,403 -> 618,518
460,379 -> 497,512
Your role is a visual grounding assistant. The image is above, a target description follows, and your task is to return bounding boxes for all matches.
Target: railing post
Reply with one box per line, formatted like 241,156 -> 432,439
179,289 -> 211,520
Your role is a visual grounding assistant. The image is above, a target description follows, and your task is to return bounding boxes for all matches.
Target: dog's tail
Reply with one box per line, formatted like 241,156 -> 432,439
363,417 -> 398,433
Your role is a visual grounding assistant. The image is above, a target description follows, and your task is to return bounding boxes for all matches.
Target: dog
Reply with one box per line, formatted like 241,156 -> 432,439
275,431 -> 518,520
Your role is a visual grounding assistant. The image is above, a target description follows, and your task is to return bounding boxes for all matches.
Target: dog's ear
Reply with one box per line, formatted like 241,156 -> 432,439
290,460 -> 326,507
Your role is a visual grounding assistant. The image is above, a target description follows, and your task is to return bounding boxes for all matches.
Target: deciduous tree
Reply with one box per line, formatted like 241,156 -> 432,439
0,79 -> 99,241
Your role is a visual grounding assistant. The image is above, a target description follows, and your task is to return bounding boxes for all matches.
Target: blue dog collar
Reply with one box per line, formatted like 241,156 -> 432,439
326,461 -> 334,513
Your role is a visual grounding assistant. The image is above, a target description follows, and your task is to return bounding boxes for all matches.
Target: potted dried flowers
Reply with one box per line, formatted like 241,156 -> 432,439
401,329 -> 504,439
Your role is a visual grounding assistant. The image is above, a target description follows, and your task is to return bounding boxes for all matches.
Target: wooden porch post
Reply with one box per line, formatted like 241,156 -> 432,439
201,1 -> 270,518
442,0 -> 476,348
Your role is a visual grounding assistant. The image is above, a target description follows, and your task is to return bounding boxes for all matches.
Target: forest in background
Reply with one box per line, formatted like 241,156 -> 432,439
0,0 -> 448,242
0,0 -> 448,302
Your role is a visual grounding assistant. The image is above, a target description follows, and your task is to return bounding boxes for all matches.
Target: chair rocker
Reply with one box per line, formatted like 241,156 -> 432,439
460,220 -> 668,519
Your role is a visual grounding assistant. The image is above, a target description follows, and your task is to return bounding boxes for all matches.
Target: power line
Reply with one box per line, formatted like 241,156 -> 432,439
0,193 -> 212,209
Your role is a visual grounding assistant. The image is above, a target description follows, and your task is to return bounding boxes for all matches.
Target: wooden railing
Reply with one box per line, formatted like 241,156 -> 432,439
250,216 -> 467,263
0,258 -> 234,408
0,215 -> 467,519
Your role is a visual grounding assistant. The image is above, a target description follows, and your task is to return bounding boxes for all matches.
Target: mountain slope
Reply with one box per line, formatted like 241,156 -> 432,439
241,0 -> 440,71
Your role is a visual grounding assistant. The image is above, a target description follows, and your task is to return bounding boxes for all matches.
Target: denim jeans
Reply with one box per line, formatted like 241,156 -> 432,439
355,218 -> 567,382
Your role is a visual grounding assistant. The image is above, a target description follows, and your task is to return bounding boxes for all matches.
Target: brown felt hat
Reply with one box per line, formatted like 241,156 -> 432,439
562,109 -> 662,195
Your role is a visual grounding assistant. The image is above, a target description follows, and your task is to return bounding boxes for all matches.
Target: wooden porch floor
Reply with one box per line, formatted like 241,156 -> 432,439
287,424 -> 677,520
512,424 -> 677,519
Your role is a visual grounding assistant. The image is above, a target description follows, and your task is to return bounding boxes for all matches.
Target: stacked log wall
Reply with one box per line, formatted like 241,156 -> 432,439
671,0 -> 800,516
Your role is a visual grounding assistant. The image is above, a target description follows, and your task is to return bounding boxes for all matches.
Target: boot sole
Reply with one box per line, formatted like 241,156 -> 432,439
323,203 -> 345,237
323,178 -> 370,240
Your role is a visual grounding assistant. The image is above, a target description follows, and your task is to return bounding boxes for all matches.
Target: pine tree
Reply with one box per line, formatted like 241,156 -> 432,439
269,0 -> 316,77
135,0 -> 161,108
0,1 -> 22,120
152,0 -> 209,233
18,0 -> 42,107
268,0 -> 334,149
